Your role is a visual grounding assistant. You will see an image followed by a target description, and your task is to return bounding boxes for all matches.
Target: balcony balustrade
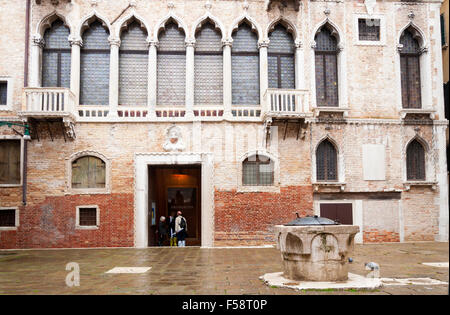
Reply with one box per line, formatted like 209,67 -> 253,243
263,88 -> 312,121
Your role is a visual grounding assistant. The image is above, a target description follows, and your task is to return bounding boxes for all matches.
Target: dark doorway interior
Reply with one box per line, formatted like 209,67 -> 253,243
148,165 -> 201,246
320,203 -> 353,225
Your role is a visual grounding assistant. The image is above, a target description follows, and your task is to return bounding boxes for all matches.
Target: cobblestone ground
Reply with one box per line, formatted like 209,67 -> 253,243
0,242 -> 448,295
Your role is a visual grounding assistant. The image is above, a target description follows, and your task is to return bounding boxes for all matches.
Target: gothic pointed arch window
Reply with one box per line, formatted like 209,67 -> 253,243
119,19 -> 148,106
400,28 -> 422,109
316,139 -> 338,181
406,139 -> 426,180
314,26 -> 339,107
242,154 -> 274,186
42,19 -> 71,88
194,21 -> 223,105
231,21 -> 260,105
157,21 -> 186,106
80,19 -> 110,105
268,24 -> 295,89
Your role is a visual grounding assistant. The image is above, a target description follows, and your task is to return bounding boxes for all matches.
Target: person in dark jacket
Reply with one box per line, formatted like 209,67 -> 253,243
158,216 -> 167,246
168,211 -> 177,246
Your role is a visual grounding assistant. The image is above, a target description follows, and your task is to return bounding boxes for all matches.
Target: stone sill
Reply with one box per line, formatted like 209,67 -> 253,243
0,227 -> 18,231
237,185 -> 281,193
313,107 -> 349,118
0,184 -> 22,188
403,181 -> 437,191
75,226 -> 99,230
312,182 -> 346,192
400,109 -> 436,119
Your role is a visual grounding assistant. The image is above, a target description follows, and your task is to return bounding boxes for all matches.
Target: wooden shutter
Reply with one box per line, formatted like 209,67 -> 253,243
316,140 -> 337,181
72,156 -> 105,189
407,140 -> 425,180
80,21 -> 110,105
0,140 -> 20,185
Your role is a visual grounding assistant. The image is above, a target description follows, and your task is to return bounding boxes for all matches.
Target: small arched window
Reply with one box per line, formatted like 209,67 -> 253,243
195,21 -> 223,105
406,139 -> 425,180
80,19 -> 110,105
42,19 -> 71,88
232,22 -> 260,105
119,20 -> 148,106
242,155 -> 274,186
314,26 -> 339,107
268,24 -> 295,89
72,156 -> 106,189
316,139 -> 338,181
400,28 -> 422,109
158,21 -> 186,106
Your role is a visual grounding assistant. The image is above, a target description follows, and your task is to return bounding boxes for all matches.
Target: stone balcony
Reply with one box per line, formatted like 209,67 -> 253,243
262,88 -> 313,122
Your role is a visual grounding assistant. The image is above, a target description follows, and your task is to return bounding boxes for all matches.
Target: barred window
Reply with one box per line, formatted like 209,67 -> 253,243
400,29 -> 422,109
42,19 -> 71,88
80,20 -> 110,105
0,140 -> 21,185
406,140 -> 425,181
243,155 -> 274,186
441,14 -> 446,46
232,22 -> 260,105
0,209 -> 16,227
72,156 -> 106,189
119,20 -> 148,106
358,18 -> 380,41
314,27 -> 338,107
316,139 -> 337,181
268,24 -> 295,89
0,82 -> 7,105
195,21 -> 223,105
158,22 -> 186,106
78,207 -> 98,227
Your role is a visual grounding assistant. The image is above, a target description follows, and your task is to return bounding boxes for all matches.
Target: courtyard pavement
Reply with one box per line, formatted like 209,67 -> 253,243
0,242 -> 448,295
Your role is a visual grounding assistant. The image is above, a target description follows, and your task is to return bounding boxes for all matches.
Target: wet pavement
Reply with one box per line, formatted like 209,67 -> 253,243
0,242 -> 448,295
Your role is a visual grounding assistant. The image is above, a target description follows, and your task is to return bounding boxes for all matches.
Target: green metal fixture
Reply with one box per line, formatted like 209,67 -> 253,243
0,121 -> 31,140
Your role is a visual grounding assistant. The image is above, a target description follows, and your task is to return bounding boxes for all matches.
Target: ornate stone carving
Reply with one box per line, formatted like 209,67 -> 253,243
258,39 -> 270,49
163,125 -> 186,152
32,35 -> 45,48
364,0 -> 376,16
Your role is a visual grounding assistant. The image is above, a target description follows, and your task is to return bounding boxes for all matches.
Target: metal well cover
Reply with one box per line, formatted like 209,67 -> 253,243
284,215 -> 339,226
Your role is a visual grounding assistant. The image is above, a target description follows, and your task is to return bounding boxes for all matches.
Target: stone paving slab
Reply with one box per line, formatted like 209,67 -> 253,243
0,242 -> 448,295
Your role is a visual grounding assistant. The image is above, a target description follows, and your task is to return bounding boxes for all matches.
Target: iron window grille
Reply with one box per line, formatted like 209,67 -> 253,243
406,140 -> 426,181
78,207 -> 97,226
242,155 -> 274,186
0,82 -> 7,105
400,29 -> 422,109
316,140 -> 338,181
0,209 -> 16,227
358,18 -> 381,41
314,27 -> 339,107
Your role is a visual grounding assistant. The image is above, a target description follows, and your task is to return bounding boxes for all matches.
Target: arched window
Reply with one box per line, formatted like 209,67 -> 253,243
400,28 -> 422,109
80,20 -> 110,105
406,139 -> 425,180
231,22 -> 259,105
119,20 -> 148,106
314,26 -> 339,107
268,24 -> 295,89
242,155 -> 274,186
158,21 -> 186,106
42,19 -> 71,88
316,139 -> 337,181
72,156 -> 106,189
195,21 -> 223,105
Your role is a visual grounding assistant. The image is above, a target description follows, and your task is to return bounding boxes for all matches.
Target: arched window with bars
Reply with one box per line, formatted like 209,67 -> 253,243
42,19 -> 71,88
80,19 -> 110,105
242,154 -> 274,186
268,24 -> 295,89
316,139 -> 338,181
400,28 -> 422,109
194,21 -> 223,105
231,21 -> 260,105
119,20 -> 148,106
157,21 -> 186,106
406,139 -> 426,180
314,26 -> 339,107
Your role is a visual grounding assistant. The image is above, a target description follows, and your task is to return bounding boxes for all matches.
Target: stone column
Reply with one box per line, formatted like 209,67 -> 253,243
222,39 -> 233,119
295,40 -> 304,90
30,35 -> 45,87
109,37 -> 121,117
69,37 -> 82,105
185,39 -> 196,119
258,40 -> 270,109
148,40 -> 158,118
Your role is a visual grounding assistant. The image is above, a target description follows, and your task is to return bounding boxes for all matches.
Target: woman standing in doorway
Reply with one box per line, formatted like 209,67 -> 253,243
175,211 -> 188,247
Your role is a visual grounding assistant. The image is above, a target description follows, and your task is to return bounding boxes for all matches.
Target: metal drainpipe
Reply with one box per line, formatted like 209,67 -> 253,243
23,0 -> 31,205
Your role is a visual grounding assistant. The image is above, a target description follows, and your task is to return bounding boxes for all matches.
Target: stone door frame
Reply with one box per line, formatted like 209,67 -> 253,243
134,152 -> 214,248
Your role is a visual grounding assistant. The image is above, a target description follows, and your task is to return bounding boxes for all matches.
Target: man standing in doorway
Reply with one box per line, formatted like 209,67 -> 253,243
158,216 -> 167,246
168,211 -> 177,246
175,211 -> 187,247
